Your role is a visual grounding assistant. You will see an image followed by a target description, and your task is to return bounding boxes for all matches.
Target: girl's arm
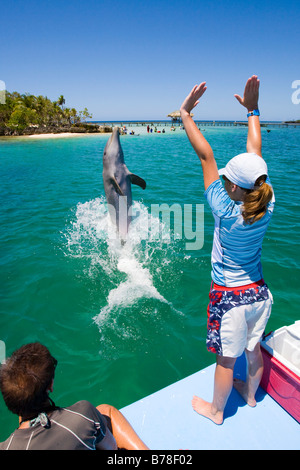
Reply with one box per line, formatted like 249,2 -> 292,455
234,75 -> 262,158
180,83 -> 219,190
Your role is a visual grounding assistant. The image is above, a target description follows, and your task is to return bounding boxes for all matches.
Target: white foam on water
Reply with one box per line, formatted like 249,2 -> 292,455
64,197 -> 182,343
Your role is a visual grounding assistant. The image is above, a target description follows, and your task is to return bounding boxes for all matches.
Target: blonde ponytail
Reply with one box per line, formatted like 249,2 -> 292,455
242,176 -> 273,224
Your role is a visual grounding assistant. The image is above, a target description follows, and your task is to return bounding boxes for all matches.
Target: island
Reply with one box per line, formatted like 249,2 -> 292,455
0,91 -> 112,136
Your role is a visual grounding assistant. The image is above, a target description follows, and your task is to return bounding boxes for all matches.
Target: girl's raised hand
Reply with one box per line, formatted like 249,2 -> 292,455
180,82 -> 207,115
234,75 -> 260,111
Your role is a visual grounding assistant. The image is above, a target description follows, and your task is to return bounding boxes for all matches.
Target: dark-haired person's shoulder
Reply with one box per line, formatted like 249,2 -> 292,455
0,433 -> 14,450
66,400 -> 103,419
66,400 -> 94,411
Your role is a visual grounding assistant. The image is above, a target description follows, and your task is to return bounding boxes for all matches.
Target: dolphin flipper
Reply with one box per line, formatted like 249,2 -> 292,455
130,173 -> 146,190
110,176 -> 124,195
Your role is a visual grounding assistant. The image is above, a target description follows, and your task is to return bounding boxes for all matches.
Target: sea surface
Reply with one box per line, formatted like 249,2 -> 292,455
0,123 -> 299,440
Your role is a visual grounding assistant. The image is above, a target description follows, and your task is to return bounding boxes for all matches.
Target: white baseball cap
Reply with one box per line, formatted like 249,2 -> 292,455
218,153 -> 268,190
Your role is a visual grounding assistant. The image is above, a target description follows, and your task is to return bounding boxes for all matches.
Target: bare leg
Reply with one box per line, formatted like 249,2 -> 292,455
97,404 -> 149,450
192,355 -> 236,425
233,342 -> 263,407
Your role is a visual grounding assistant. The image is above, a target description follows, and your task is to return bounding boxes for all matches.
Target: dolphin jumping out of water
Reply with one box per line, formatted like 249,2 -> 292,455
102,127 -> 146,239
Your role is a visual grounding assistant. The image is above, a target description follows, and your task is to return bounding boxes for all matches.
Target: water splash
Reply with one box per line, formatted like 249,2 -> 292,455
63,197 -> 183,355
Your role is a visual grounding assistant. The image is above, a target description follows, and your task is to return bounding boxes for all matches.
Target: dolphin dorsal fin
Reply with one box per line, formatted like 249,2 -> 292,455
111,176 -> 124,195
129,173 -> 146,190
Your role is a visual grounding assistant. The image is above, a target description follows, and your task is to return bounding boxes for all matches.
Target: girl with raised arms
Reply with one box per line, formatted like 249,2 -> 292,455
180,75 -> 274,425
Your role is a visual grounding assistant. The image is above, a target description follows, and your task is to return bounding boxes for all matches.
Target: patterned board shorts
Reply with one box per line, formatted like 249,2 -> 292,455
206,279 -> 273,358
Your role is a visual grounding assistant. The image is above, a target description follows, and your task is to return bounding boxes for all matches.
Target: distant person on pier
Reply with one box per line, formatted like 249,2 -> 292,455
0,342 -> 149,450
180,75 -> 274,425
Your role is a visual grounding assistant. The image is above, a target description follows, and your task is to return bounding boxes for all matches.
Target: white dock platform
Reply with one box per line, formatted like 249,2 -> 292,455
121,355 -> 300,450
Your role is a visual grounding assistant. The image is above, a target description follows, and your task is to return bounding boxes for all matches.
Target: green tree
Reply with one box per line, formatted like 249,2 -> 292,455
57,95 -> 65,109
8,103 -> 38,131
70,108 -> 79,124
79,107 -> 92,122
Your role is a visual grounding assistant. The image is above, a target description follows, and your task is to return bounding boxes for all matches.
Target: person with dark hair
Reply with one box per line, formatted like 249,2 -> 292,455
0,343 -> 148,450
180,75 -> 274,425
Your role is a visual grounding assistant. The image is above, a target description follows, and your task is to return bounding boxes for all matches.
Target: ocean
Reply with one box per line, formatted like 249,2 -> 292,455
0,123 -> 299,440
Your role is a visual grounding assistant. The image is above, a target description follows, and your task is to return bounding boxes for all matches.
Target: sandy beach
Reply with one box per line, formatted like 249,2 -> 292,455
26,132 -> 96,139
0,132 -> 100,140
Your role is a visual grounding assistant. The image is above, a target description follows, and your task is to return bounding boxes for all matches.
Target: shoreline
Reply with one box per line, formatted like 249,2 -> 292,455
26,132 -> 99,139
1,120 -> 299,141
0,123 -> 113,139
0,132 -> 111,140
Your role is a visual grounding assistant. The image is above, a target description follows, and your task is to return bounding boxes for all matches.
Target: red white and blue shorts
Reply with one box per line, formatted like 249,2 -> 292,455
206,279 -> 273,358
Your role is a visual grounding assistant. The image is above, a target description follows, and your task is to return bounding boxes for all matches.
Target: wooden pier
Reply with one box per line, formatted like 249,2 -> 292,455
91,120 -> 300,129
195,121 -> 300,128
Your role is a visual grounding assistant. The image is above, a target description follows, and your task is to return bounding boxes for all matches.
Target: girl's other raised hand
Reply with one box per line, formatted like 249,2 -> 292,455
234,75 -> 260,111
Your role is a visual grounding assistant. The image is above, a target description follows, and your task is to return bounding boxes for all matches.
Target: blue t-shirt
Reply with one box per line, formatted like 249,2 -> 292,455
204,177 -> 275,287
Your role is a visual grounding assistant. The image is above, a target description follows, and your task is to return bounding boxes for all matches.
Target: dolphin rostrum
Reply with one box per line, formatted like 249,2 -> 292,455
102,127 -> 146,239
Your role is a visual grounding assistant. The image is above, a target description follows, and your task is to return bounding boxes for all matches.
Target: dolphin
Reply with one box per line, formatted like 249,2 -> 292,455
102,127 -> 146,239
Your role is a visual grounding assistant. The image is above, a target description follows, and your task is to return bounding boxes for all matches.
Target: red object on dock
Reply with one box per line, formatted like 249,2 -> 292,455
261,345 -> 300,423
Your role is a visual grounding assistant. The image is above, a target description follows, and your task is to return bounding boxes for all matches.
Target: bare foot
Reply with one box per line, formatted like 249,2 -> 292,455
233,378 -> 257,407
191,396 -> 223,425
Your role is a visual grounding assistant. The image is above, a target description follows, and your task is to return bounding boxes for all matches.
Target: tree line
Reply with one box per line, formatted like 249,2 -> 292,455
0,91 -> 93,135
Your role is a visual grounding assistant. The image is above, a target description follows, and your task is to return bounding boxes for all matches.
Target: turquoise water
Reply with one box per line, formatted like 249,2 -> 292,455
0,125 -> 299,440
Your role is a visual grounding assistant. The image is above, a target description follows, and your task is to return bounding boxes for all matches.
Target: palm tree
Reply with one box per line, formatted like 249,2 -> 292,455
63,107 -> 72,125
70,108 -> 79,125
57,95 -> 65,109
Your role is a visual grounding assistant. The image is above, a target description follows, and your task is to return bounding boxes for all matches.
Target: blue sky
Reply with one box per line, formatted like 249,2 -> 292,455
1,0 -> 299,121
